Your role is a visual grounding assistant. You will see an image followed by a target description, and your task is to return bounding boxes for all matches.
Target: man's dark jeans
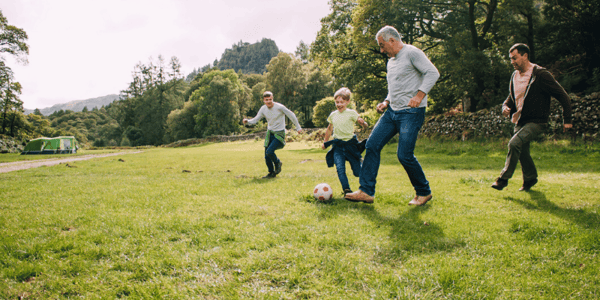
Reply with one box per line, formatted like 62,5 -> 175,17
500,122 -> 545,181
265,133 -> 283,173
359,107 -> 430,197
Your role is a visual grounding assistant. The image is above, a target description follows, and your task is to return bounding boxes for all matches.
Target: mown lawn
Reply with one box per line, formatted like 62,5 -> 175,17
1,138 -> 599,299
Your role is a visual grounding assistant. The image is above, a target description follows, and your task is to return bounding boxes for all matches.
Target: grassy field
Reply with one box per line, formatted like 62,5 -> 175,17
1,138 -> 599,299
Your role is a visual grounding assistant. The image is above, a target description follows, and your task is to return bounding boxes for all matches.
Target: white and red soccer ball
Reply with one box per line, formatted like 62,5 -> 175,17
313,183 -> 333,201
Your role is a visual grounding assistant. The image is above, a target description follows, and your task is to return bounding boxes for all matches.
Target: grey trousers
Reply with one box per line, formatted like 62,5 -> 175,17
500,123 -> 546,181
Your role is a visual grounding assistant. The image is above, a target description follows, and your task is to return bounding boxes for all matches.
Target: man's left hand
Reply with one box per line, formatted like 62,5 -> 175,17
563,124 -> 572,132
297,129 -> 303,133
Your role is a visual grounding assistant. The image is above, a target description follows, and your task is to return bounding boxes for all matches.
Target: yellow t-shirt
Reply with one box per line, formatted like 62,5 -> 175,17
327,109 -> 359,141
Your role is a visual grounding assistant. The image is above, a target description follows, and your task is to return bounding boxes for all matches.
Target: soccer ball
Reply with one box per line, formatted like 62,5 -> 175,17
313,183 -> 333,201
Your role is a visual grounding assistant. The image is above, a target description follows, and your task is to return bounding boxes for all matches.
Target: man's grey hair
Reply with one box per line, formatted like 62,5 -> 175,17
376,25 -> 402,42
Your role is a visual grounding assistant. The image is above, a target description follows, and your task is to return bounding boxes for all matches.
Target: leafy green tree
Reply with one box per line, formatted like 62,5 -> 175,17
165,100 -> 199,142
265,52 -> 307,114
312,0 -> 517,112
537,0 -> 600,93
0,10 -> 28,64
312,97 -> 336,128
191,75 -> 241,137
113,56 -> 188,145
0,10 -> 28,137
265,52 -> 333,125
187,69 -> 251,116
25,113 -> 55,138
0,79 -> 22,135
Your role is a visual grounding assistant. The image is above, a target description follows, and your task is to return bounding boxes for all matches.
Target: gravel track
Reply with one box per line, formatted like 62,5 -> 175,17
0,151 -> 142,173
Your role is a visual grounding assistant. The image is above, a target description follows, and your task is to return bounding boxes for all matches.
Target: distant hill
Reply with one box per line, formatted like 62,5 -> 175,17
24,94 -> 120,116
186,38 -> 280,81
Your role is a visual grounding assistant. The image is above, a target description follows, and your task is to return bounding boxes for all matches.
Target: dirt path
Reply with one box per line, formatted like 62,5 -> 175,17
0,151 -> 143,173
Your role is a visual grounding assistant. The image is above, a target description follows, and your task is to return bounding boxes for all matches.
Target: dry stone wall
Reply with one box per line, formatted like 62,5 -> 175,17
420,93 -> 600,141
0,137 -> 25,153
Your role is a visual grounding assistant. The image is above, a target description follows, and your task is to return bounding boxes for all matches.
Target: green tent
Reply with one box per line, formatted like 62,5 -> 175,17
21,136 -> 79,155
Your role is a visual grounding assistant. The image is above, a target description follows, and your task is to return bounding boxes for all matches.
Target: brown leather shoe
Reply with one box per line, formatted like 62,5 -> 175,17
491,178 -> 508,190
408,194 -> 432,206
344,190 -> 374,204
519,178 -> 538,191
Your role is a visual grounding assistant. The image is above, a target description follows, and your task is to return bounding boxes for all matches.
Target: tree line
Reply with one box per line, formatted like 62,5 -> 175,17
1,1 -> 598,146
311,0 -> 599,113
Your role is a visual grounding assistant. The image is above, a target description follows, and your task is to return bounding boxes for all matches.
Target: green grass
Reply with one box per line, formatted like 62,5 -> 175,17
1,138 -> 599,299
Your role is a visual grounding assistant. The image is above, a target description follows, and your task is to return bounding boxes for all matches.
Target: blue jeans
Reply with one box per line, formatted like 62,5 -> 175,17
265,133 -> 283,173
333,147 -> 362,191
359,107 -> 430,196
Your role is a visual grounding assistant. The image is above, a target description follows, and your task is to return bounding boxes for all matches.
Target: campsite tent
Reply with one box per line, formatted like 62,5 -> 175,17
21,136 -> 78,155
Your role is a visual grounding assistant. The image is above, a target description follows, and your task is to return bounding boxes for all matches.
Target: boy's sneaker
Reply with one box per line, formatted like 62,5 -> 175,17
262,172 -> 276,179
343,189 -> 352,196
275,161 -> 282,174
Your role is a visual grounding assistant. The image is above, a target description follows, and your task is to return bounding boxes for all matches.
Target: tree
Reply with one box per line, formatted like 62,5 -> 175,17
265,52 -> 307,114
295,41 -> 310,63
165,100 -> 199,142
265,52 -> 334,125
312,0 -> 517,112
312,97 -> 336,128
0,10 -> 29,64
191,75 -> 241,137
188,69 -> 251,116
0,9 -> 28,137
114,55 -> 188,145
537,0 -> 600,93
0,78 -> 22,135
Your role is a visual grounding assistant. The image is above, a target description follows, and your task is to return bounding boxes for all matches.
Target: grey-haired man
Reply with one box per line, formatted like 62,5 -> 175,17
345,25 -> 439,205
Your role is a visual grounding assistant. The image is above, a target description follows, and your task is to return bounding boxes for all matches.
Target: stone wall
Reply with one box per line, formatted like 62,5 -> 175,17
0,136 -> 25,153
420,93 -> 600,141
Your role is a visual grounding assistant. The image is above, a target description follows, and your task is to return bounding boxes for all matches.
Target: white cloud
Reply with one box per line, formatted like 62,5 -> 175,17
0,0 -> 331,109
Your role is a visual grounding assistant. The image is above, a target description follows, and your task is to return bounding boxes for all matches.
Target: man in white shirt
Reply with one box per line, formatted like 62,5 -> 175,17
243,91 -> 302,178
345,25 -> 439,205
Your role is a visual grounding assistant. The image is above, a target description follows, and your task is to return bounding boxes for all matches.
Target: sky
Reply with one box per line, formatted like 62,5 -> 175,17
0,0 -> 332,110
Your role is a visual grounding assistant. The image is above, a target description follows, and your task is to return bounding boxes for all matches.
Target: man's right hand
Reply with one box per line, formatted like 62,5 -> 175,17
502,107 -> 511,118
243,118 -> 248,124
376,101 -> 388,113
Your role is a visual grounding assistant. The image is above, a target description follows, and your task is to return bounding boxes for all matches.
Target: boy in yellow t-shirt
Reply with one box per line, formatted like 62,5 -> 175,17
322,88 -> 368,195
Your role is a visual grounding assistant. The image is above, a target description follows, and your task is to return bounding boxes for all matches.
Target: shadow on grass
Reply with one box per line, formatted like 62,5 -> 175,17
505,190 -> 600,230
314,199 -> 465,263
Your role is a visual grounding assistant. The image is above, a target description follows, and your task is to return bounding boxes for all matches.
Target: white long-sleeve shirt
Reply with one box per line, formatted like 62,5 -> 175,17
247,102 -> 302,131
385,44 -> 440,111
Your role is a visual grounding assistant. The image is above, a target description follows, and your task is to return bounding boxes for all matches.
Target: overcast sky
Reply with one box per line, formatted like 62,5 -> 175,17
0,0 -> 331,110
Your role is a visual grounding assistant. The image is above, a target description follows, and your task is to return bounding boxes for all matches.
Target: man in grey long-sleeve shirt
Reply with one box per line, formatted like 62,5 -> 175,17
243,91 -> 302,178
345,25 -> 439,205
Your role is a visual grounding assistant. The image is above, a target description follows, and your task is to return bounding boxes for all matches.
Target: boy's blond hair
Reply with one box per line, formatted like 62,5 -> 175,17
334,87 -> 352,101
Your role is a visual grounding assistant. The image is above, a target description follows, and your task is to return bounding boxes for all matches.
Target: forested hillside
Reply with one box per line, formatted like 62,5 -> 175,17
185,38 -> 280,81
